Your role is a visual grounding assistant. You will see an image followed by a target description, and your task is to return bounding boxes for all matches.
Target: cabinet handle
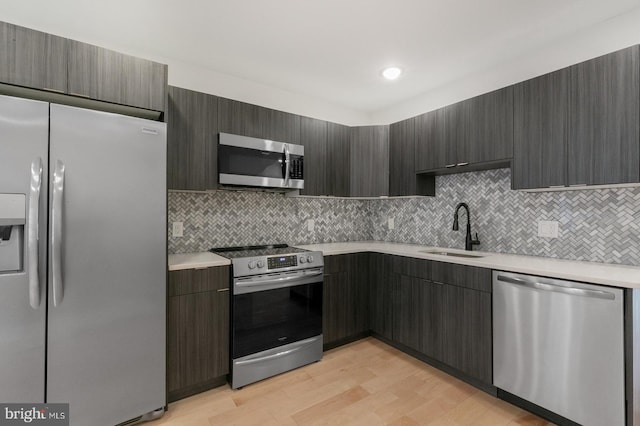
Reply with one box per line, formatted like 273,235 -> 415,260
548,185 -> 565,188
43,88 -> 65,94
456,162 -> 469,167
569,183 -> 587,187
217,288 -> 230,292
445,164 -> 456,168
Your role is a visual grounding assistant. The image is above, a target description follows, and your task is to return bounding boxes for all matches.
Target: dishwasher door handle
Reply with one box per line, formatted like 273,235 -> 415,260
496,274 -> 616,300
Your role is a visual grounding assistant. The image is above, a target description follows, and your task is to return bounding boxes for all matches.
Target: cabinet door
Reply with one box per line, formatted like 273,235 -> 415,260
415,109 -> 446,172
0,22 -> 67,92
393,275 -> 423,352
369,254 -> 394,340
569,46 -> 640,185
350,125 -> 390,197
67,40 -> 167,111
389,117 -> 435,196
217,97 -> 262,138
167,86 -> 218,190
327,122 -> 351,196
420,280 -> 445,361
441,284 -> 492,385
261,108 -> 300,144
300,117 -> 327,195
389,118 -> 414,196
323,254 -> 368,346
459,86 -> 513,165
167,267 -> 230,402
512,69 -> 569,189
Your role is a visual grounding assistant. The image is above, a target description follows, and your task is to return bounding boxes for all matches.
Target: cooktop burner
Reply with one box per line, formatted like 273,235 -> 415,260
210,244 -> 308,259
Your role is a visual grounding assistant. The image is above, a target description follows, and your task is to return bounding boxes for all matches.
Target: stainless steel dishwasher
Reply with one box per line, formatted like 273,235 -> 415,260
493,271 -> 625,426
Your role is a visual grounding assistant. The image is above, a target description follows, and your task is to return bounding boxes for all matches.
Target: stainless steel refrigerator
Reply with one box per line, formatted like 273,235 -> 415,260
0,94 -> 167,425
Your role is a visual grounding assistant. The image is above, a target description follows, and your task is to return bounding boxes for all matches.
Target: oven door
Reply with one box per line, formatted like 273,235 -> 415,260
218,132 -> 304,189
232,267 -> 323,360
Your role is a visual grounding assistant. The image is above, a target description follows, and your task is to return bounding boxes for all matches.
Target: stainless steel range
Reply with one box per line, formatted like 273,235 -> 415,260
210,244 -> 323,389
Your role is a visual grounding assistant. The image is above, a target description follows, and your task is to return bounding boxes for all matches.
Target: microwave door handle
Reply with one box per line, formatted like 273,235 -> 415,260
283,144 -> 290,187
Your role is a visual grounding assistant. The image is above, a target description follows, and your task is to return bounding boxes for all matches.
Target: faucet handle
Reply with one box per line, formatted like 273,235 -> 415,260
472,232 -> 480,245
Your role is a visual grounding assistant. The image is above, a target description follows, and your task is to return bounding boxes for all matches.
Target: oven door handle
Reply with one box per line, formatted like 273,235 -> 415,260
235,336 -> 321,366
236,270 -> 323,288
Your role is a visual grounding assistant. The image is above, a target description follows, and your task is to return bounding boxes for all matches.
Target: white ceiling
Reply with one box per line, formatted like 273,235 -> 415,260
2,0 -> 640,124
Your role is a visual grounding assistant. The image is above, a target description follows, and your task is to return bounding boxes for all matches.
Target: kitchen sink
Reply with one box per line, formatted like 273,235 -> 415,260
420,249 -> 486,259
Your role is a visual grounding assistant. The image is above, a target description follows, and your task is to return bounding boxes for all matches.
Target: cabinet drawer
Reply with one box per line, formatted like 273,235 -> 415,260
169,266 -> 230,296
430,262 -> 491,292
390,255 -> 430,280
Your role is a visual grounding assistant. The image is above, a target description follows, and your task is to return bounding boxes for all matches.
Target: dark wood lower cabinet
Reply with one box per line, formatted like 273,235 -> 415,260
440,283 -> 492,385
167,266 -> 230,402
366,253 -> 492,388
168,253 -> 492,401
323,254 -> 369,349
369,253 -> 394,341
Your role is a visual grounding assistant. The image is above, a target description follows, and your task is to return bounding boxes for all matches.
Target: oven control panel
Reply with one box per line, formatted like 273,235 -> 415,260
267,255 -> 298,269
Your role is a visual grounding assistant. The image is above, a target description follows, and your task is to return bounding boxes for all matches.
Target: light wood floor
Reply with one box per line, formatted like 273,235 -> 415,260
154,338 -> 551,425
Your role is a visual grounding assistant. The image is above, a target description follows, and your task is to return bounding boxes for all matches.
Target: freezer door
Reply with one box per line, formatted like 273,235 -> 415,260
0,95 -> 48,403
47,104 -> 166,425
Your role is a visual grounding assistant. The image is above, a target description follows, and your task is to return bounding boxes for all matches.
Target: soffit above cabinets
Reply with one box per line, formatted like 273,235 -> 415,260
2,0 -> 640,122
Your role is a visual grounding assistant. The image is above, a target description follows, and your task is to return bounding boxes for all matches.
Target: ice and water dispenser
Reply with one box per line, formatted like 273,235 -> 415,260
0,194 -> 25,273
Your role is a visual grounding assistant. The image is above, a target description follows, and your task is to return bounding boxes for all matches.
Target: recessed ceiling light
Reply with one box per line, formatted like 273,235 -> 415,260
382,67 -> 402,80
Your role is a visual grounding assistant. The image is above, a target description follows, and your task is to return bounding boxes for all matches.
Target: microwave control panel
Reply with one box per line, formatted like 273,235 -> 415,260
289,155 -> 303,179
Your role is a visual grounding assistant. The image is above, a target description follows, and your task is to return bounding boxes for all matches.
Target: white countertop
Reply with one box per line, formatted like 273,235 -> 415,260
168,252 -> 230,271
168,241 -> 640,288
295,241 -> 640,289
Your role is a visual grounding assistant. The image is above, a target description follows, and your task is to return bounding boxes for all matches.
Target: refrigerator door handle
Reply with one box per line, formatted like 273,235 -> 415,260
28,158 -> 43,309
51,159 -> 65,307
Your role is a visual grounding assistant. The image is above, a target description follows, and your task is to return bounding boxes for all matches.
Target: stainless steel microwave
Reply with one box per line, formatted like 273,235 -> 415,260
218,133 -> 304,190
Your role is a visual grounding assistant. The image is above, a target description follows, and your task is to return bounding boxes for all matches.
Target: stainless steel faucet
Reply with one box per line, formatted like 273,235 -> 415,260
452,202 -> 480,251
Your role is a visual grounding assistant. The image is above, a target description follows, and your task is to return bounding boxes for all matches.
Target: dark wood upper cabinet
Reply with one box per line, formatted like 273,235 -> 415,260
167,266 -> 230,402
167,86 -> 218,190
415,88 -> 512,173
569,45 -> 640,186
67,39 -> 167,112
459,86 -> 513,164
262,108 -> 301,144
217,97 -> 301,144
300,117 -> 328,196
217,97 -> 261,138
349,125 -> 390,197
327,122 -> 351,197
389,118 -> 415,196
0,22 -> 67,93
415,109 -> 447,172
512,69 -> 569,189
389,117 -> 435,196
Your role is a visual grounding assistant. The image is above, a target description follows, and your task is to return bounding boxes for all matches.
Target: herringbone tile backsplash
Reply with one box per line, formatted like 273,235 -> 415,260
169,168 -> 640,266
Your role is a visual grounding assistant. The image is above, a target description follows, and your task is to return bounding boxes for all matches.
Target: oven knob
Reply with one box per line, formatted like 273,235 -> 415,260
248,261 -> 256,269
257,260 -> 265,268
299,255 -> 307,263
307,255 -> 314,263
